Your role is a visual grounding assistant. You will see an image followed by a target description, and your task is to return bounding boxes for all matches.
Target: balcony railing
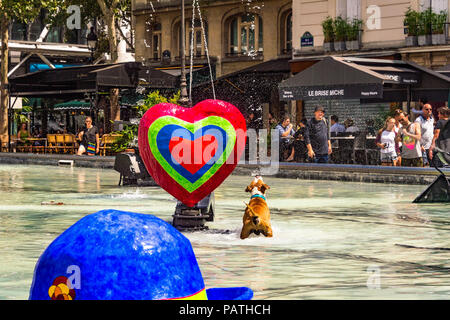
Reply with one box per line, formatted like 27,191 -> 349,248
224,51 -> 263,58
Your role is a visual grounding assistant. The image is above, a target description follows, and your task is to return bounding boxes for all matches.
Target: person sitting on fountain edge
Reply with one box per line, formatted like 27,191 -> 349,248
304,106 -> 332,164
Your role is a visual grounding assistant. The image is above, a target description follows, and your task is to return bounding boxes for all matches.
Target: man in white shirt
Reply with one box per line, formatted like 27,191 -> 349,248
414,104 -> 434,166
330,115 -> 345,135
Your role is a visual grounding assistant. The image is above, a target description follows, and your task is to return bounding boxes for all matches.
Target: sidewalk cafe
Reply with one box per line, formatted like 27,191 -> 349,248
278,56 -> 450,165
5,62 -> 143,155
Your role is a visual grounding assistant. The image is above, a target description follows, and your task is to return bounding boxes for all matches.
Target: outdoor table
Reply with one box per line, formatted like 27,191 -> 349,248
26,138 -> 48,153
26,138 -> 48,148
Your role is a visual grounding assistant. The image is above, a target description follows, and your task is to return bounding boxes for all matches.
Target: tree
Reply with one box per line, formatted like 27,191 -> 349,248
53,0 -> 133,132
0,0 -> 58,145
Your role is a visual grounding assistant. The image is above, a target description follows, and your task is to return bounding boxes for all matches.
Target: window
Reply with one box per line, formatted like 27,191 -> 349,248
152,23 -> 162,60
228,14 -> 263,56
336,0 -> 361,19
188,19 -> 208,57
420,0 -> 448,12
145,20 -> 161,60
175,19 -> 208,58
280,10 -> 292,55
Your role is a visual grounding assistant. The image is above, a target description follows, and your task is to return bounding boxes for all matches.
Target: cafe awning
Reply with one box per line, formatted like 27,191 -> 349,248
53,100 -> 91,111
279,56 -> 450,102
9,62 -> 143,98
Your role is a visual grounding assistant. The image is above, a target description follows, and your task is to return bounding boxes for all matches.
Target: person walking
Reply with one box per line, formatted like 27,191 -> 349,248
396,111 -> 422,167
304,106 -> 332,163
376,117 -> 398,166
414,103 -> 434,166
77,116 -> 100,156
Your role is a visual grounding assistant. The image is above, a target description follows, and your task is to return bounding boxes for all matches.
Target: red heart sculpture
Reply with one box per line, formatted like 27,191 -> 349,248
138,99 -> 247,207
169,135 -> 218,175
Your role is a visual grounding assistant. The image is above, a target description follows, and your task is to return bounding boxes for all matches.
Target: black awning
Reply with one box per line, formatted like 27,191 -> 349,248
436,64 -> 450,77
137,67 -> 179,89
279,56 -> 450,102
9,62 -> 142,98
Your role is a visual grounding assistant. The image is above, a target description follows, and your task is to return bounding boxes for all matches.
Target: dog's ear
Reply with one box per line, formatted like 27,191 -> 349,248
245,185 -> 252,192
260,183 -> 270,194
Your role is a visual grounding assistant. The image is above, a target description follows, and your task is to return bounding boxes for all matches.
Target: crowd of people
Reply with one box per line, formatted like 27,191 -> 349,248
15,116 -> 105,156
247,103 -> 449,167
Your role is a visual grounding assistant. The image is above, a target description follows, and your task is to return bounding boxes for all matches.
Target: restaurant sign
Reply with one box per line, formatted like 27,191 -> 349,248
379,72 -> 421,85
279,84 -> 384,101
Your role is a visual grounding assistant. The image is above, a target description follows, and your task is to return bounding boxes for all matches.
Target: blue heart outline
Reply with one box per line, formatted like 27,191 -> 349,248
156,124 -> 228,184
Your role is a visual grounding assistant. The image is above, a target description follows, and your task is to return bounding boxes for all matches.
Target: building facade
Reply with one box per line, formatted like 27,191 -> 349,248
132,0 -> 292,77
292,0 -> 450,69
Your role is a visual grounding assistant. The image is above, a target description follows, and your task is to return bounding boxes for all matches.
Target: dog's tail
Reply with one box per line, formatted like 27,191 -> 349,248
243,202 -> 260,226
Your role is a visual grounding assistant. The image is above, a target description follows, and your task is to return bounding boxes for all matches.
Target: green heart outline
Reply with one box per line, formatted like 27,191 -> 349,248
148,116 -> 237,193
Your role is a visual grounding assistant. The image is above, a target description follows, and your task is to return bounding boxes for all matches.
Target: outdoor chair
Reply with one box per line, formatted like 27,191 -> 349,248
46,134 -> 60,154
352,132 -> 368,165
365,138 -> 380,165
99,134 -> 121,156
338,138 -> 355,164
55,134 -> 66,153
16,136 -> 33,153
64,134 -> 77,154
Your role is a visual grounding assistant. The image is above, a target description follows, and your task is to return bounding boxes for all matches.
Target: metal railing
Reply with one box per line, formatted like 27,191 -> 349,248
224,51 -> 263,58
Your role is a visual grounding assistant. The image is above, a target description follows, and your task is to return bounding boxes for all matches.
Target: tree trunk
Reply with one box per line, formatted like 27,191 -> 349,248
107,15 -> 120,132
0,12 -> 9,146
97,0 -> 120,133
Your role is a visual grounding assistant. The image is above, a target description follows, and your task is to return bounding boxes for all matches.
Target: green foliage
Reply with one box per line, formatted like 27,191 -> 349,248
321,16 -> 335,43
0,0 -> 49,24
346,18 -> 363,41
404,7 -> 419,36
136,90 -> 180,117
432,10 -> 448,34
418,8 -> 433,35
333,16 -> 348,42
111,124 -> 138,153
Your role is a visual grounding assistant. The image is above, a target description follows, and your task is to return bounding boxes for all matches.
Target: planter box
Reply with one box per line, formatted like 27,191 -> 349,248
323,42 -> 334,52
418,35 -> 431,46
432,33 -> 446,45
345,40 -> 360,51
405,36 -> 418,47
334,41 -> 346,51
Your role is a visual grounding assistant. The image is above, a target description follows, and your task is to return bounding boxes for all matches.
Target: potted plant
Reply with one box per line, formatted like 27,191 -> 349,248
321,16 -> 335,52
345,18 -> 363,50
418,8 -> 433,46
404,7 -> 419,46
432,10 -> 448,45
333,16 -> 347,51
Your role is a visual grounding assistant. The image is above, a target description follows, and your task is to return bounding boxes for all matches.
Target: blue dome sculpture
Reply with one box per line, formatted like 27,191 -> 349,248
29,209 -> 252,300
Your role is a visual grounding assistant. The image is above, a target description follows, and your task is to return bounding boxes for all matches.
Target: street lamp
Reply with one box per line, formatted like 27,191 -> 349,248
178,0 -> 190,107
86,27 -> 98,64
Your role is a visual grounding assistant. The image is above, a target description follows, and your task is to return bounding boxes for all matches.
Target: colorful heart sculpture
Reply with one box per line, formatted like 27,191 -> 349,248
138,99 -> 247,207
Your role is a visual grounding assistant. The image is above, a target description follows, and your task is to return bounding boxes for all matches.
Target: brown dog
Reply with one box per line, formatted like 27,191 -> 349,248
240,176 -> 273,239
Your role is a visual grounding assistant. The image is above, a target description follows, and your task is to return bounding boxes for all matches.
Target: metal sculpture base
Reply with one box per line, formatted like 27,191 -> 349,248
173,193 -> 215,231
